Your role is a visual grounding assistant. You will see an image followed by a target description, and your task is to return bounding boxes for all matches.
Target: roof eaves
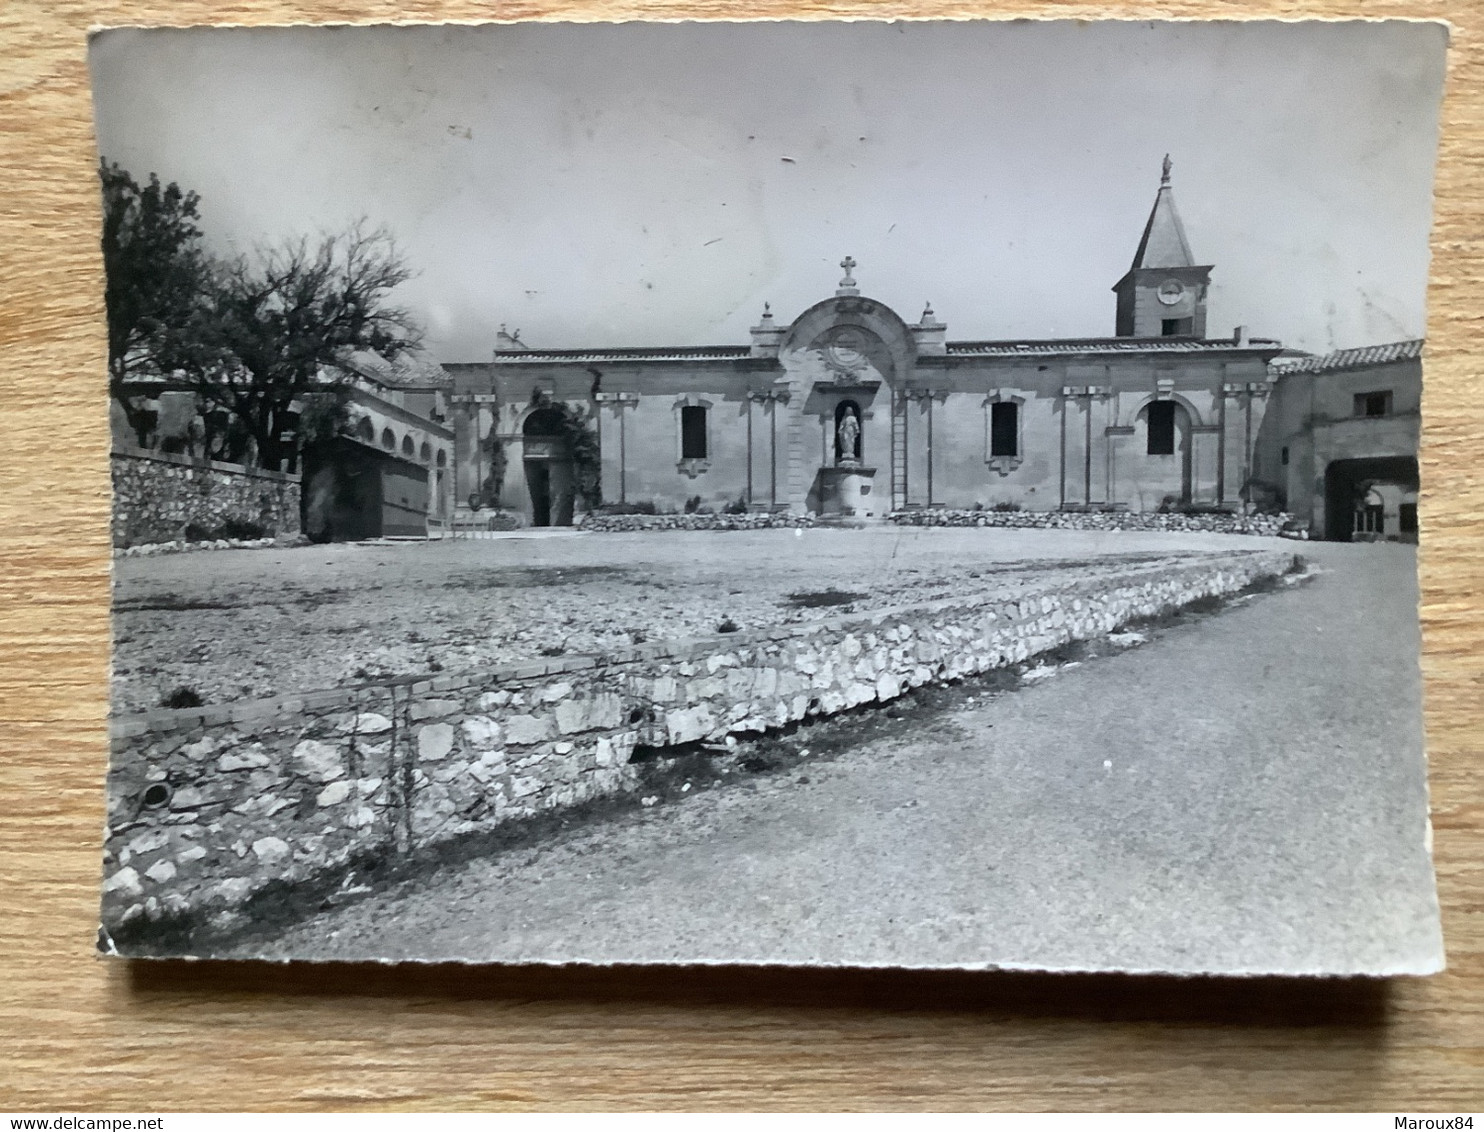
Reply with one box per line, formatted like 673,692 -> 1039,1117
1269,338 -> 1424,376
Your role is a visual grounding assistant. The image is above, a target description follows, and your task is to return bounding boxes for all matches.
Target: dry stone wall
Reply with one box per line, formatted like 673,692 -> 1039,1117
889,507 -> 1301,537
580,509 -> 1302,536
111,447 -> 301,548
580,511 -> 818,532
102,548 -> 1296,940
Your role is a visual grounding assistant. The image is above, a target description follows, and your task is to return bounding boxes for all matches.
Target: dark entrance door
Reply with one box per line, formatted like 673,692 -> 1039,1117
525,459 -> 552,527
522,406 -> 574,527
1323,456 -> 1419,542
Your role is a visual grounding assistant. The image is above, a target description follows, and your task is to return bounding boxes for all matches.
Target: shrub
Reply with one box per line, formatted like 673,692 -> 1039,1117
479,433 -> 507,509
183,518 -> 266,542
684,495 -> 703,514
598,500 -> 658,516
991,501 -> 1022,512
161,685 -> 203,709
527,389 -> 601,508
485,509 -> 524,531
219,517 -> 267,540
722,494 -> 749,515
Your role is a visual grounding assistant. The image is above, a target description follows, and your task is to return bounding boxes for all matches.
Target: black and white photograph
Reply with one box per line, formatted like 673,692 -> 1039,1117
93,18 -> 1447,972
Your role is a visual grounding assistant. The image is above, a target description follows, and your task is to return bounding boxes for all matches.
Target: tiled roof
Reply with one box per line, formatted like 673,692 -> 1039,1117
493,345 -> 753,364
946,337 -> 1283,358
1268,338 -> 1424,376
341,348 -> 452,388
485,337 -> 1283,364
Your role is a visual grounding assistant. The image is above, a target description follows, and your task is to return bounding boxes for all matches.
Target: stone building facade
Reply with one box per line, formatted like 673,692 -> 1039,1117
1254,339 -> 1423,541
444,162 -> 1289,526
337,356 -> 456,534
110,353 -> 456,542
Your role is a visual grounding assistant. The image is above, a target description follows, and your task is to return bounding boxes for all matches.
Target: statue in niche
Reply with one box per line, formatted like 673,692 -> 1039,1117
835,402 -> 861,466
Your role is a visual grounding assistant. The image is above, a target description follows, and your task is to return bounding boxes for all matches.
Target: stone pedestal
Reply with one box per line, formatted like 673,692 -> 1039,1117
818,465 -> 879,518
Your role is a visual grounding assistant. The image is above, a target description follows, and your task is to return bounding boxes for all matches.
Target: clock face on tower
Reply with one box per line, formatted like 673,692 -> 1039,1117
1157,278 -> 1186,306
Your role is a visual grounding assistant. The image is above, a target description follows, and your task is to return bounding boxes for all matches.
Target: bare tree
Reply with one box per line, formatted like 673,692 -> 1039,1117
187,222 -> 423,471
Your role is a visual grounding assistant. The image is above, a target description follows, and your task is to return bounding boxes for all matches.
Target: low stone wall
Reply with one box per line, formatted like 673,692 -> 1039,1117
451,509 -> 526,533
116,536 -> 301,559
111,447 -> 302,548
888,508 -> 1302,537
102,548 -> 1296,940
580,511 -> 819,532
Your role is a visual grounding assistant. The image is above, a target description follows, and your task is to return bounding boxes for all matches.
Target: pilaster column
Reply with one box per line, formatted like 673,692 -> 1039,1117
1058,384 -> 1108,508
594,391 -> 637,504
902,389 -> 942,507
1220,381 -> 1270,507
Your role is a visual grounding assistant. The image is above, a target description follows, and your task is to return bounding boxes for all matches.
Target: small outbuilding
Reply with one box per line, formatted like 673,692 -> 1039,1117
1255,339 -> 1422,542
301,436 -> 430,542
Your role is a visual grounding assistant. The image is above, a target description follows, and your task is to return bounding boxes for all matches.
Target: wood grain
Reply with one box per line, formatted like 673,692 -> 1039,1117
2,0 -> 1481,1111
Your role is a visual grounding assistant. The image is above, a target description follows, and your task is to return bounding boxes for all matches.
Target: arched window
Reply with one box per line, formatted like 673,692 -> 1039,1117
436,449 -> 447,468
381,427 -> 396,451
402,435 -> 415,457
420,441 -> 432,463
524,407 -> 565,437
356,417 -> 375,443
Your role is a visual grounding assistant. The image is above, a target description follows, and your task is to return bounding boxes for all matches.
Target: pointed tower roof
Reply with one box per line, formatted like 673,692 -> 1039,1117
1129,155 -> 1196,270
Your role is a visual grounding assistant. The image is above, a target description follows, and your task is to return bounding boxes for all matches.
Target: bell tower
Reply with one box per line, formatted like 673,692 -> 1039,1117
1112,156 -> 1213,338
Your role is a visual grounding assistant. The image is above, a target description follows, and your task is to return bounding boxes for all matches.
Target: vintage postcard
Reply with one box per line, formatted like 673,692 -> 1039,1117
92,19 -> 1447,971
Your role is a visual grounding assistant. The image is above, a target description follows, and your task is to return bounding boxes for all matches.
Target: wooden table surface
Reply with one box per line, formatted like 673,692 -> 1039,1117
3,0 -> 1482,1112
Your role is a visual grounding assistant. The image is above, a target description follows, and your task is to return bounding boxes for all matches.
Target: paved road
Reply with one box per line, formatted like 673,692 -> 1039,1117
238,542 -> 1442,974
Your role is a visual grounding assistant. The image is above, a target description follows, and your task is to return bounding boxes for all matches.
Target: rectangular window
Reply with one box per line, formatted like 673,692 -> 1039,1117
990,401 -> 1018,457
1355,391 -> 1392,418
680,405 -> 708,459
1146,400 -> 1176,455
1161,318 -> 1192,337
1280,446 -> 1289,466
1400,502 -> 1418,535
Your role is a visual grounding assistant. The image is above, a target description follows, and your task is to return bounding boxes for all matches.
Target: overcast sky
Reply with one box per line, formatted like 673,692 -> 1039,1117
89,19 -> 1447,360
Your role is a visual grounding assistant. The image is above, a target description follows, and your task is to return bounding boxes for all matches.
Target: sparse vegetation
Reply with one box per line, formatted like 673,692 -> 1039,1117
597,500 -> 658,516
786,588 -> 868,608
183,518 -> 267,542
161,685 -> 203,709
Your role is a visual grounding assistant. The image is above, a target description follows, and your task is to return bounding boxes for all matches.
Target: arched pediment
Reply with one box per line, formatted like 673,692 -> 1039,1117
1128,391 -> 1205,429
779,295 -> 917,388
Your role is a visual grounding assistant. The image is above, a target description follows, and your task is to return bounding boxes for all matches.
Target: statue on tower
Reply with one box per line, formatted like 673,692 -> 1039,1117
1161,153 -> 1172,185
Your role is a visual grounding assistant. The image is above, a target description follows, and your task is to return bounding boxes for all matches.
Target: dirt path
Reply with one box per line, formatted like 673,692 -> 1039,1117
225,542 -> 1440,975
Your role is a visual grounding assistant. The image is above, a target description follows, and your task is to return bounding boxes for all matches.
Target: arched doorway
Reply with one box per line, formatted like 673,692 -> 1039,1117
1323,456 -> 1419,542
1138,399 -> 1193,507
522,407 -> 575,527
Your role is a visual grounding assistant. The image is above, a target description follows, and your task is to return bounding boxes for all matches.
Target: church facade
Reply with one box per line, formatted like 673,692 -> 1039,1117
445,164 -> 1287,525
